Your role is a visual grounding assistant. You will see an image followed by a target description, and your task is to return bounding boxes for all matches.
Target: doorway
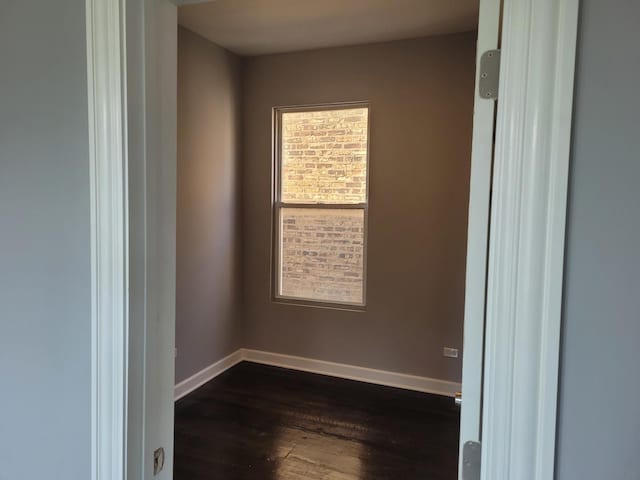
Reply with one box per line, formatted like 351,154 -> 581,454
84,0 -> 580,478
173,1 -> 484,478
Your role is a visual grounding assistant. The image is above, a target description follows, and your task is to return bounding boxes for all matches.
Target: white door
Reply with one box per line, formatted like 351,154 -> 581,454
459,0 -> 501,476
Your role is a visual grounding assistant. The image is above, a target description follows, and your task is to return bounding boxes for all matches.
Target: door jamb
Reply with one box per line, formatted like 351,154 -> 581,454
481,0 -> 580,477
86,0 -> 580,478
459,0 -> 501,469
86,0 -> 128,479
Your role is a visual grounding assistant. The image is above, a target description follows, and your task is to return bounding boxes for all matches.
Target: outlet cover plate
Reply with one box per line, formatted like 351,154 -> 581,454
443,347 -> 459,358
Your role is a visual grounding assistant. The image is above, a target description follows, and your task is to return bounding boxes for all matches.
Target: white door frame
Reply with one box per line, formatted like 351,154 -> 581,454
85,0 -> 128,479
86,0 -> 580,478
459,0 -> 500,470
481,0 -> 579,477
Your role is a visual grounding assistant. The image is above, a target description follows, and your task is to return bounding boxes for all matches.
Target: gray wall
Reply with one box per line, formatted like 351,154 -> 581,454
0,1 -> 91,479
556,0 -> 640,478
242,34 -> 476,382
176,27 -> 244,383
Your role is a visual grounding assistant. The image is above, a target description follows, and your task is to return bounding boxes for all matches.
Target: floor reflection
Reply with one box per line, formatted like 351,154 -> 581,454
174,362 -> 459,480
273,425 -> 364,479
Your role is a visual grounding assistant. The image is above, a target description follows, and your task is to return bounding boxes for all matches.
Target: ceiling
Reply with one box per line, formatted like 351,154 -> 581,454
178,0 -> 479,56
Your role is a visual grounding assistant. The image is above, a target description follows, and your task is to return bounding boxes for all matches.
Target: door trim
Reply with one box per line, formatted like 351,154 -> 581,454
481,0 -> 580,478
86,0 -> 128,479
459,0 -> 501,468
87,0 -> 580,478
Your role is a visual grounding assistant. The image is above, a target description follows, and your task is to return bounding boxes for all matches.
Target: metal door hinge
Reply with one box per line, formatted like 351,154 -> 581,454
462,441 -> 481,480
479,49 -> 501,100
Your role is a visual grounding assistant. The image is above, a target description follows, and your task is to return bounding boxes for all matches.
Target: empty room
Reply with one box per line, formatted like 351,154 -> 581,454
174,1 -> 479,478
10,0 -> 637,478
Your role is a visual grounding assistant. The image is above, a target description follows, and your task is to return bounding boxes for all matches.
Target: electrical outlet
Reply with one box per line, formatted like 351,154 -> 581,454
153,447 -> 165,475
443,347 -> 459,358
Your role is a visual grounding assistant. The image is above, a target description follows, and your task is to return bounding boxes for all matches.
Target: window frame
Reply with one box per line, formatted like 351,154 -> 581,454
271,101 -> 371,310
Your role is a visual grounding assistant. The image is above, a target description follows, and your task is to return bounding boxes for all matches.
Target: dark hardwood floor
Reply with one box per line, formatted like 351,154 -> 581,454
174,362 -> 460,480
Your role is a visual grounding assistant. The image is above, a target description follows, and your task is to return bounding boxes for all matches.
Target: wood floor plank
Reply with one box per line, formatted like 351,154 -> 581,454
174,361 -> 460,479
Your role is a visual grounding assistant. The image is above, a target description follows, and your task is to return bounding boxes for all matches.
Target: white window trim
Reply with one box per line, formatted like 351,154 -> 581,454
271,102 -> 371,310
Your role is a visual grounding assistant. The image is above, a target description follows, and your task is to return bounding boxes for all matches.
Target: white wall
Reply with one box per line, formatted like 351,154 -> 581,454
0,1 -> 92,478
556,0 -> 640,478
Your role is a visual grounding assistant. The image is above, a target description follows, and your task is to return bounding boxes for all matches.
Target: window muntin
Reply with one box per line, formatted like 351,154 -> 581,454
274,104 -> 369,307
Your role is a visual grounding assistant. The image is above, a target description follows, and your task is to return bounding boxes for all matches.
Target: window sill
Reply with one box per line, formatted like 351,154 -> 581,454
272,297 -> 366,313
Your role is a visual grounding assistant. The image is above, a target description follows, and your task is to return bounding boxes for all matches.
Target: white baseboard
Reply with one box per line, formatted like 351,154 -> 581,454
174,349 -> 244,401
243,349 -> 461,398
175,348 -> 461,400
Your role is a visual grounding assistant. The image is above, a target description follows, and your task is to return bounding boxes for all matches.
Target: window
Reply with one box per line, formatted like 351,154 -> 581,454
273,103 -> 370,307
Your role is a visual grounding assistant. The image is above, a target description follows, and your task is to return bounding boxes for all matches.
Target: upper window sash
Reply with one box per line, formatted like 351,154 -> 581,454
275,103 -> 370,206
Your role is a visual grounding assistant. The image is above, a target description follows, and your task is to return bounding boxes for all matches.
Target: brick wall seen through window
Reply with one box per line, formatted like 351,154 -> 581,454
275,105 -> 369,306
